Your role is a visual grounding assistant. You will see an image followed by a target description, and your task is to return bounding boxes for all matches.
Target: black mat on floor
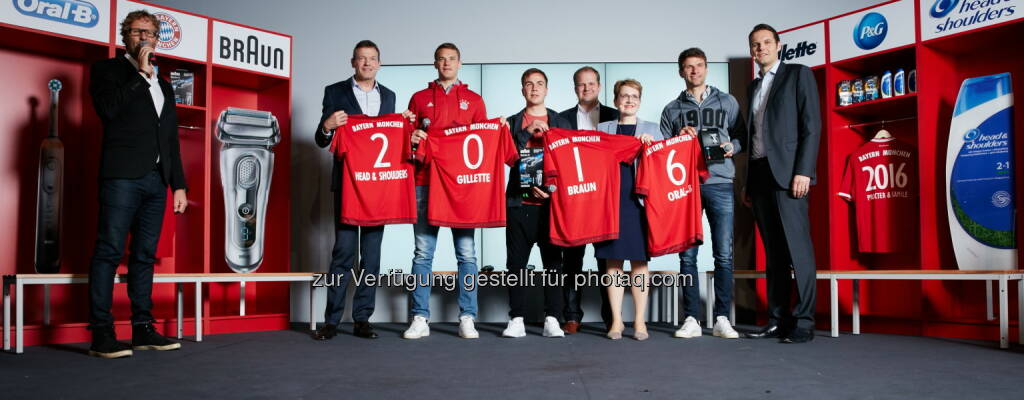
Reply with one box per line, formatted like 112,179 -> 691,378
1,323 -> 1020,399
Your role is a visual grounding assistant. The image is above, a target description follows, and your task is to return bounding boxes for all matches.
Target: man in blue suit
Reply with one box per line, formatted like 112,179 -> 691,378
313,40 -> 397,340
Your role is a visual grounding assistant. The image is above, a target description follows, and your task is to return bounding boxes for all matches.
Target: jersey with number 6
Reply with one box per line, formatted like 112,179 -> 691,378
635,133 -> 709,257
416,118 -> 519,227
330,113 -> 417,226
837,137 -> 917,253
543,128 -> 642,246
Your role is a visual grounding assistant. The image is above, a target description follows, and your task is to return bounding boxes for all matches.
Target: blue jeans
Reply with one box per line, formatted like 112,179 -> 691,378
88,170 -> 167,328
680,183 -> 734,321
409,186 -> 478,319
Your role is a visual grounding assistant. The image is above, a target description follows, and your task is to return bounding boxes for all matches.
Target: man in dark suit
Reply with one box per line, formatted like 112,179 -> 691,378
313,40 -> 396,341
87,10 -> 188,358
558,66 -> 618,333
742,24 -> 822,343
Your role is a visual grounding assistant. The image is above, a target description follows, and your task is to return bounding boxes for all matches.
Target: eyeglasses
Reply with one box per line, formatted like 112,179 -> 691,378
128,28 -> 158,38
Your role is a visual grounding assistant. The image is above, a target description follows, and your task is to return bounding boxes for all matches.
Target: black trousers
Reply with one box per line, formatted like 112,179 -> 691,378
88,170 -> 166,329
748,158 -> 817,330
563,251 -> 611,325
506,205 -> 564,321
323,189 -> 385,325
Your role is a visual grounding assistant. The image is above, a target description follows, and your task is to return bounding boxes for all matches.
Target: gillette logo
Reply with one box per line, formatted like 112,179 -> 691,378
777,40 -> 817,61
12,0 -> 99,28
853,12 -> 887,50
930,0 -> 1016,34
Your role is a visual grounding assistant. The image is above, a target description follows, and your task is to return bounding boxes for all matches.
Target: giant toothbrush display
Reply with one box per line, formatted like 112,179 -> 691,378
35,79 -> 64,273
217,108 -> 281,273
946,73 -> 1016,270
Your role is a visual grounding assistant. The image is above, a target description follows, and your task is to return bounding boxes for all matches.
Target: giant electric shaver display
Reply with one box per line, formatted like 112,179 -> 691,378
217,108 -> 280,273
946,73 -> 1016,270
35,79 -> 64,273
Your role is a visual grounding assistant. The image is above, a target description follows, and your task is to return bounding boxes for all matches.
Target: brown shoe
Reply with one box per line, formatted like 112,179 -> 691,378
562,321 -> 580,334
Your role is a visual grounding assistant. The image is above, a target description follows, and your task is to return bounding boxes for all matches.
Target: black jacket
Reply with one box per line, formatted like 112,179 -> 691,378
558,104 -> 619,130
89,56 -> 186,191
314,77 -> 397,191
505,108 -> 571,207
744,62 -> 821,188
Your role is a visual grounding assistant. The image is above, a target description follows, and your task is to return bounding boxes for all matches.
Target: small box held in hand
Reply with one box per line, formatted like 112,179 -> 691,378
700,127 -> 729,163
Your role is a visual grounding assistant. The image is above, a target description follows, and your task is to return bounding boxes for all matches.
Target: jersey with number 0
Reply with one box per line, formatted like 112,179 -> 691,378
837,137 -> 917,253
330,113 -> 416,226
417,118 -> 519,227
543,128 -> 642,246
635,133 -> 709,257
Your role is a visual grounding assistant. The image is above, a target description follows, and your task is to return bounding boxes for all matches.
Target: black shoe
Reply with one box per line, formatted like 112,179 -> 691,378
132,323 -> 182,351
353,322 -> 379,339
746,324 -> 784,339
314,324 -> 339,340
781,327 -> 815,343
89,327 -> 133,359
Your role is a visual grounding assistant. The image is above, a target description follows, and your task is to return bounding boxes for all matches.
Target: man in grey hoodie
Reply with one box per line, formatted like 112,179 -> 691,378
660,48 -> 746,339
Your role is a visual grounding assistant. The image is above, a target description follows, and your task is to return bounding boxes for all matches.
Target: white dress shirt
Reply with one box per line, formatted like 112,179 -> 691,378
576,104 -> 600,130
750,60 -> 780,160
351,77 -> 381,116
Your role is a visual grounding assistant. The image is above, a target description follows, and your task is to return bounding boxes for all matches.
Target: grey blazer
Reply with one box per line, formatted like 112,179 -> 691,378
596,119 -> 664,141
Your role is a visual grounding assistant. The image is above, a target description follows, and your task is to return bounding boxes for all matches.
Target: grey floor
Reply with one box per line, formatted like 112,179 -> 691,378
1,323 -> 1020,399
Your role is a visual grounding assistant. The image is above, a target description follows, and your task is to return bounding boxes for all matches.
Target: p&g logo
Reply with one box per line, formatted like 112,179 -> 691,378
853,12 -> 887,50
12,0 -> 99,28
930,0 -> 960,18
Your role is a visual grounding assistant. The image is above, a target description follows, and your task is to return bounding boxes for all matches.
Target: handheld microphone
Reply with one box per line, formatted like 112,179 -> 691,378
139,40 -> 157,65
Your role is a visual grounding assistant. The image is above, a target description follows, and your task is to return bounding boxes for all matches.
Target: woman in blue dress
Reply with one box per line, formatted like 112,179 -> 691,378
595,79 -> 661,340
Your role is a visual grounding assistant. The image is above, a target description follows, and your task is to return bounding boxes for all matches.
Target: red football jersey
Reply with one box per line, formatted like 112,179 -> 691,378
330,113 -> 417,226
635,133 -> 709,257
416,118 -> 519,228
836,137 -> 917,253
543,128 -> 642,247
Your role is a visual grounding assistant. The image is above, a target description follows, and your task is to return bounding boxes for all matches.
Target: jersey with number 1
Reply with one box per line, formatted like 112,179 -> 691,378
330,113 -> 417,226
543,128 -> 642,247
416,118 -> 519,227
635,133 -> 709,257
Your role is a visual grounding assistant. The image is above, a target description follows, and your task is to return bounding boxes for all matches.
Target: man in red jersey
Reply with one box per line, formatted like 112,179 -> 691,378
403,43 -> 489,340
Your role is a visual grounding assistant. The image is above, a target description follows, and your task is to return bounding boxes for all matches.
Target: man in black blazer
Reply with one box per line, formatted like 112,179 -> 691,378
313,40 -> 396,341
558,66 -> 618,333
502,68 -> 573,338
742,24 -> 822,343
87,10 -> 188,358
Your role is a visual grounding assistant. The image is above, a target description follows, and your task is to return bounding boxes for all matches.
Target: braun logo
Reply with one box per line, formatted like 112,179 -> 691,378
219,35 -> 285,71
777,40 -> 817,61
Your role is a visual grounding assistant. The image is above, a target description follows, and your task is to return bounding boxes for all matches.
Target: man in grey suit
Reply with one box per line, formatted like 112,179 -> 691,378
743,24 -> 821,343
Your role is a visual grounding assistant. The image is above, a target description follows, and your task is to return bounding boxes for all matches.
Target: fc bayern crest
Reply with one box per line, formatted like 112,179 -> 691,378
459,99 -> 469,110
154,12 -> 182,50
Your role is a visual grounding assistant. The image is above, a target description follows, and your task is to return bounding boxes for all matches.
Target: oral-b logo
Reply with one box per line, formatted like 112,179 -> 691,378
930,0 -> 959,18
853,12 -> 887,50
12,0 -> 99,28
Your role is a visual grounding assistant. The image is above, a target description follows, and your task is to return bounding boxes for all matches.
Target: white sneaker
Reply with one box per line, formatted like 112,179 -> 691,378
674,316 -> 703,338
459,315 -> 479,339
543,316 -> 565,338
403,315 -> 430,339
502,317 -> 526,338
713,316 -> 739,339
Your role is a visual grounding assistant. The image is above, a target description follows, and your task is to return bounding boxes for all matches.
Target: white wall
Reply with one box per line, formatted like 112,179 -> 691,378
155,0 -> 883,324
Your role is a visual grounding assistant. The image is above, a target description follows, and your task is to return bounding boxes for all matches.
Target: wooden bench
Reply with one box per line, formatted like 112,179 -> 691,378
707,269 -> 1024,348
3,273 -> 317,354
